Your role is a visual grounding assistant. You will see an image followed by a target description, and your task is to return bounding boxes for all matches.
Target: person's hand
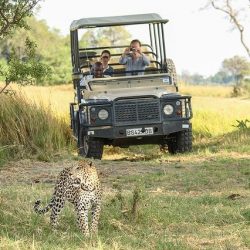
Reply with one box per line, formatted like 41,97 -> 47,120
132,48 -> 142,58
123,47 -> 130,55
136,47 -> 142,55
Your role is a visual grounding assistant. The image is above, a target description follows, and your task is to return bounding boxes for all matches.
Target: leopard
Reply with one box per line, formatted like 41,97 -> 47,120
34,160 -> 101,237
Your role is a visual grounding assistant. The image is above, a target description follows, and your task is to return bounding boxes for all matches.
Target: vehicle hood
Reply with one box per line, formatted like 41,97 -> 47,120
84,86 -> 177,101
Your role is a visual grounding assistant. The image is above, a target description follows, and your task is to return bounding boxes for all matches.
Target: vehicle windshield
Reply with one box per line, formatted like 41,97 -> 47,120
88,74 -> 172,91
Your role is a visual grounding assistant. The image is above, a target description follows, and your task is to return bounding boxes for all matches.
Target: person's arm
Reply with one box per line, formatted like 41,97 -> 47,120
119,47 -> 130,64
119,55 -> 128,64
141,53 -> 150,66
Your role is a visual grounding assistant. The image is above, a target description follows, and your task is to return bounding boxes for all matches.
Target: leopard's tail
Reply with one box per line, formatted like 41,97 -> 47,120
34,198 -> 54,214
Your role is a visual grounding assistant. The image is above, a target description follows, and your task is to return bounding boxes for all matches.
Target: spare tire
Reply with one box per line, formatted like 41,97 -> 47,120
165,58 -> 177,86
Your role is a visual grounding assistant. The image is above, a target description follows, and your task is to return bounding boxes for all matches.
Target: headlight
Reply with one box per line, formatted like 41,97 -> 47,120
163,104 -> 174,115
98,109 -> 109,120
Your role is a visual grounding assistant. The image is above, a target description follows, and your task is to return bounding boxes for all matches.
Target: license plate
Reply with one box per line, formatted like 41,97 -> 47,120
126,127 -> 154,137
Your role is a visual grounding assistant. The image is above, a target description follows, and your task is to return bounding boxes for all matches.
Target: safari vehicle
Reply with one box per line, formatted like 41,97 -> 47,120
69,13 -> 193,159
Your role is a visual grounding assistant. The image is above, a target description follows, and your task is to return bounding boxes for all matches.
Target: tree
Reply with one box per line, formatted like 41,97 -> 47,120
180,71 -> 206,84
206,0 -> 250,58
0,37 -> 51,94
79,27 -> 131,48
209,70 -> 232,84
100,27 -> 131,46
222,55 -> 250,84
0,0 -> 51,94
0,0 -> 41,38
1,17 -> 72,85
221,55 -> 250,96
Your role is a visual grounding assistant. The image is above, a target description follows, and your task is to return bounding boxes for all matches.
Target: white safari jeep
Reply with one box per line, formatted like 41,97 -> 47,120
69,13 -> 193,159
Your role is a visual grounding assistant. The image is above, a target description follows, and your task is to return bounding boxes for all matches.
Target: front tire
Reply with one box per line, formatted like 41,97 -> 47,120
167,126 -> 192,154
78,128 -> 104,159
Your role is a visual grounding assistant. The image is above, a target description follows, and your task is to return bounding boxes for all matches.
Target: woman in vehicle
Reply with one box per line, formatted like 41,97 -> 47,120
100,49 -> 114,77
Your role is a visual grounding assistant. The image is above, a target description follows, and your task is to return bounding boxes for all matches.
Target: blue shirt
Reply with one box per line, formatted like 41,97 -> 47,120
119,54 -> 150,75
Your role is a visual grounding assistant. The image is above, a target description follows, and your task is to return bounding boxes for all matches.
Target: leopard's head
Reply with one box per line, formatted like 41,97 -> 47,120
69,160 -> 98,190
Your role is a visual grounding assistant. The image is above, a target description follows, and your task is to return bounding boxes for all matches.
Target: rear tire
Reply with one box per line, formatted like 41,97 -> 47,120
167,126 -> 192,154
78,127 -> 104,159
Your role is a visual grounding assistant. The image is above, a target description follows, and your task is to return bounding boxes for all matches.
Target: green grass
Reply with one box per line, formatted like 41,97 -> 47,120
103,127 -> 250,161
0,155 -> 249,249
192,96 -> 250,138
0,84 -> 250,249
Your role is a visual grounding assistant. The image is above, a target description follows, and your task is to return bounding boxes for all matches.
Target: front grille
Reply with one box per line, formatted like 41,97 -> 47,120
114,98 -> 160,125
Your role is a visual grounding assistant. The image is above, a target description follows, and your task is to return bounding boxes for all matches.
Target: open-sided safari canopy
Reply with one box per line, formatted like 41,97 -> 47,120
70,13 -> 168,30
70,13 -> 170,77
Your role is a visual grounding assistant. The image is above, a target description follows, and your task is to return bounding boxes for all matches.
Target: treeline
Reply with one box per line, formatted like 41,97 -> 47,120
180,55 -> 250,85
0,16 -> 249,87
0,17 -> 72,85
0,16 -> 132,86
179,71 -> 234,85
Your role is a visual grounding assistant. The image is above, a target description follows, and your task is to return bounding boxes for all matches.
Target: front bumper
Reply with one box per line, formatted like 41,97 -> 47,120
85,120 -> 191,139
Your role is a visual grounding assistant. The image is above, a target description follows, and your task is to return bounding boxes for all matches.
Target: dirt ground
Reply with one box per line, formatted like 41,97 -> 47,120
0,159 -> 167,189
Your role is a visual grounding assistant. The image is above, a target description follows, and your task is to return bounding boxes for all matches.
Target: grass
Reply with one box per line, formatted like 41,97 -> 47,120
14,84 -> 250,136
0,92 -> 74,165
192,96 -> 250,138
179,83 -> 233,98
1,83 -> 250,162
0,155 -> 249,249
0,83 -> 250,249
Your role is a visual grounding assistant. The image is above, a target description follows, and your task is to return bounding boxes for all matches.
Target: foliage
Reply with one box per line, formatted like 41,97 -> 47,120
233,119 -> 250,130
208,70 -> 233,84
0,0 -> 41,38
0,38 -> 51,94
0,17 -> 72,85
1,21 -> 133,85
0,93 -> 73,164
180,71 -> 207,84
180,56 -> 250,89
0,0 -> 53,91
79,26 -> 132,48
222,55 -> 250,84
220,55 -> 250,96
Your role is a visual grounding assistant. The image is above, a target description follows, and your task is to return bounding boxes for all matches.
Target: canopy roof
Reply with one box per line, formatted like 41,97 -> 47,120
70,13 -> 168,31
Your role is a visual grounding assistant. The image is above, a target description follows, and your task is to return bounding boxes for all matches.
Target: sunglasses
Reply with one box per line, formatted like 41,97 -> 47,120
101,56 -> 109,59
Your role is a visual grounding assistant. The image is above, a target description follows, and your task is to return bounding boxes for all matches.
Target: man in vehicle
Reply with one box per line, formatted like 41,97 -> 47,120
80,62 -> 104,88
91,61 -> 104,78
119,39 -> 150,75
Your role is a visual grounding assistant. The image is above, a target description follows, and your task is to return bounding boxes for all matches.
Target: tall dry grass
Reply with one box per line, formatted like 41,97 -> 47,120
0,92 -> 74,164
1,83 -> 249,163
180,83 -> 233,98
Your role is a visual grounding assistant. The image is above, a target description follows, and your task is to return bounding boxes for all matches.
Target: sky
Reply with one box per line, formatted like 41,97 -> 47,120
36,0 -> 250,77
